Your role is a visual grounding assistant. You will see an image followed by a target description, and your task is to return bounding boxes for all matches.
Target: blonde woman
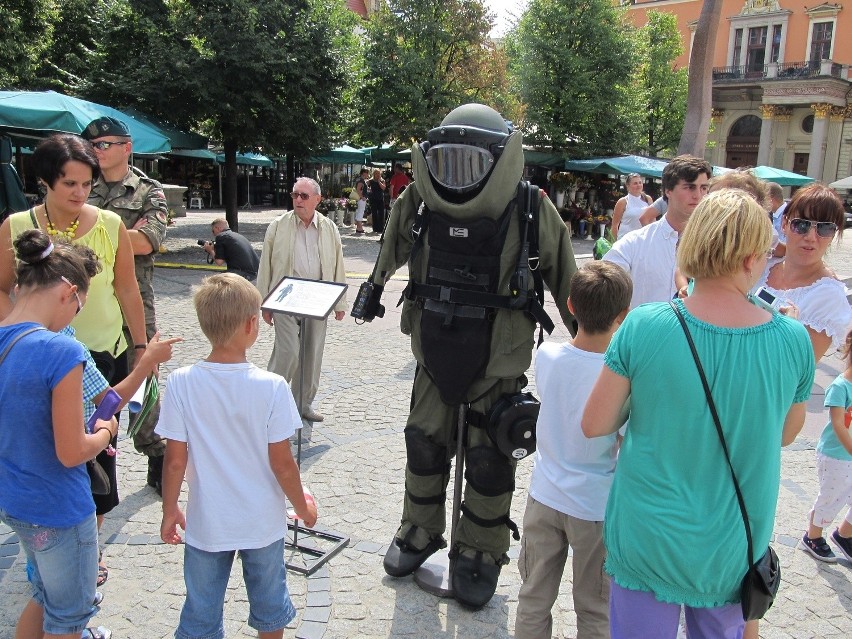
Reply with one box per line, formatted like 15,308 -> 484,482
583,189 -> 814,637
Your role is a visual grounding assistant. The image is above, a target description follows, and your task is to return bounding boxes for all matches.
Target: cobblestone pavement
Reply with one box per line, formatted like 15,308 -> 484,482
2,209 -> 851,639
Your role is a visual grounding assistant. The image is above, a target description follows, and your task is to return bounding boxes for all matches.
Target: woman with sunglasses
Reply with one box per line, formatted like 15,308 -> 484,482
0,134 -> 145,554
754,183 -> 850,361
0,229 -> 116,639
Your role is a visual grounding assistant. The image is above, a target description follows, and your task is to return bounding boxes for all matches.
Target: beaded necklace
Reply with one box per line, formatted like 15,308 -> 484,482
43,201 -> 80,240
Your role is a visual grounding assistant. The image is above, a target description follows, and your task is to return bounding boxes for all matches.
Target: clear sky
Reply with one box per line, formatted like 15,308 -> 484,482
484,0 -> 529,37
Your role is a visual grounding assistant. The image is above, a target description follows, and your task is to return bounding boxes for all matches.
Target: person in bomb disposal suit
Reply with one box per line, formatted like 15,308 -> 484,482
353,104 -> 578,608
83,117 -> 169,495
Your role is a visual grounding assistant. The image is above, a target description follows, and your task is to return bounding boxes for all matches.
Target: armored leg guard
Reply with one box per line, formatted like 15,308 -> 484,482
451,445 -> 518,607
383,525 -> 447,577
385,425 -> 452,577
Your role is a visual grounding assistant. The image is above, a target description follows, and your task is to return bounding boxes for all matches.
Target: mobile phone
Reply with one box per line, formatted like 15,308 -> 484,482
750,286 -> 783,312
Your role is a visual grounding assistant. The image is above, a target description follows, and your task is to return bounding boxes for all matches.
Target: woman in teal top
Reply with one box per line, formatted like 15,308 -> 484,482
583,189 -> 815,637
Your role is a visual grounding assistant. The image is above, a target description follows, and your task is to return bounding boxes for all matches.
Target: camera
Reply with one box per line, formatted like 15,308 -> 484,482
197,239 -> 208,246
750,286 -> 784,312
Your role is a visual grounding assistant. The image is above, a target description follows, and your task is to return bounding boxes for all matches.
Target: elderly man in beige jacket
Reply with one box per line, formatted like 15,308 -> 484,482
257,177 -> 347,422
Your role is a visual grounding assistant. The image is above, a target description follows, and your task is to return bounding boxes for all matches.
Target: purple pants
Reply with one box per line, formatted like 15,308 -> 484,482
610,581 -> 745,639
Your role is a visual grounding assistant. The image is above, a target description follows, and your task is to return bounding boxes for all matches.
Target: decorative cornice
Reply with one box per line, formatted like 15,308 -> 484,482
804,2 -> 842,18
763,84 -> 849,102
811,103 -> 833,118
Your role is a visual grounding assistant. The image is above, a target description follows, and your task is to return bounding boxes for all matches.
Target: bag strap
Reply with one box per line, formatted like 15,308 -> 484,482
669,301 -> 757,571
0,326 -> 46,367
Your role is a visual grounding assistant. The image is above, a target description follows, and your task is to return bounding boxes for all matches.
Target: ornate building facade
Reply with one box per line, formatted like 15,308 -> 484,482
627,0 -> 852,182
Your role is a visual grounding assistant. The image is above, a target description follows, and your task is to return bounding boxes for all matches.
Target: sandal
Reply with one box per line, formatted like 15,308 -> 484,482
97,549 -> 108,587
81,626 -> 112,639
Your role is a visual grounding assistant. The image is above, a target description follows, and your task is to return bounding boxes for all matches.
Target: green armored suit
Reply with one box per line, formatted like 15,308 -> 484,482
361,104 -> 578,608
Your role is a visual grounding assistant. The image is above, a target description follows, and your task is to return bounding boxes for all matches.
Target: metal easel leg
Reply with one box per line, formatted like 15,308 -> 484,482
413,403 -> 467,597
285,316 -> 349,576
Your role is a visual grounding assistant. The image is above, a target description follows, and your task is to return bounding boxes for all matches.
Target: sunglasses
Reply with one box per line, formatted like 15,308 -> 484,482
60,276 -> 84,315
290,191 -> 314,200
788,218 -> 837,238
91,140 -> 128,151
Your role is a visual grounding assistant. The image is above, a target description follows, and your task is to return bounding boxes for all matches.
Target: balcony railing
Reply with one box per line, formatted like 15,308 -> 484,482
712,60 -> 846,82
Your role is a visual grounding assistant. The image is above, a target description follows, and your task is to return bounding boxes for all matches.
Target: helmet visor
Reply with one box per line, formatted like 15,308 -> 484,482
424,144 -> 495,191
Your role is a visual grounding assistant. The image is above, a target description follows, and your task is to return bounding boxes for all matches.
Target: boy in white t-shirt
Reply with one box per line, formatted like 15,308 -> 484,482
515,262 -> 632,639
157,273 -> 317,639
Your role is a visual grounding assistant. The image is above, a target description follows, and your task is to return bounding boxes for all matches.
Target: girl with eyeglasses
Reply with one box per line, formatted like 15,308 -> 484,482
0,229 -> 116,639
753,183 -> 851,362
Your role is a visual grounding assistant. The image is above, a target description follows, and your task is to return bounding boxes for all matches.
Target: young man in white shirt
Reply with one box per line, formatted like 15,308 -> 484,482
604,155 -> 711,308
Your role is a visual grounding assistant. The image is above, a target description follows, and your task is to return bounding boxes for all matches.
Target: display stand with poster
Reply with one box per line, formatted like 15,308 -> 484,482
261,276 -> 350,576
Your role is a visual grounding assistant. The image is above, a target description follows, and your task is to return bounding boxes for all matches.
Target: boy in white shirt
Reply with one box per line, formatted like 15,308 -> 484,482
515,262 -> 632,639
157,273 -> 317,639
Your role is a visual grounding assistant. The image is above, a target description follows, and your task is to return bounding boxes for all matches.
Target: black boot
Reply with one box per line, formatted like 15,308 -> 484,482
383,528 -> 446,578
147,455 -> 164,497
451,549 -> 502,609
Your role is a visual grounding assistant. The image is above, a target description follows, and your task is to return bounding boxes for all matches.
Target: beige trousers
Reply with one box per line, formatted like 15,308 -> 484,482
516,495 -> 610,639
268,314 -> 327,413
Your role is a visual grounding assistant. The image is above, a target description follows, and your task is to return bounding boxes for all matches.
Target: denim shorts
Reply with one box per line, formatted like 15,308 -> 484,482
177,537 -> 296,639
0,508 -> 98,635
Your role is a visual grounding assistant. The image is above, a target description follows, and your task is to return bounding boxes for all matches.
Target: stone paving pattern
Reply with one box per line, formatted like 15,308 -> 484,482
2,208 -> 851,638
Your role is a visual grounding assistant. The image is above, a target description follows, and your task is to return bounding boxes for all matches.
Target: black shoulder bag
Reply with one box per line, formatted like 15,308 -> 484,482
670,301 -> 781,621
0,326 -> 111,495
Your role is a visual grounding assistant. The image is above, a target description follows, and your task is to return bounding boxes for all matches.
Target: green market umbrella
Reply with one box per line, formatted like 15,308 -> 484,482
308,145 -> 368,165
358,144 -> 404,163
118,107 -> 208,150
1,135 -> 28,219
565,155 -> 670,178
216,152 -> 274,167
748,166 -> 815,187
0,91 -> 171,154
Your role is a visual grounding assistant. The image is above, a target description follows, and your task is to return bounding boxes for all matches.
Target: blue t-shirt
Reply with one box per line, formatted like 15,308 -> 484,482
817,375 -> 852,461
603,300 -> 814,607
0,323 -> 94,526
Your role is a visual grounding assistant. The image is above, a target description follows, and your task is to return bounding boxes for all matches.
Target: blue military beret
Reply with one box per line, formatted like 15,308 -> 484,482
82,117 -> 130,140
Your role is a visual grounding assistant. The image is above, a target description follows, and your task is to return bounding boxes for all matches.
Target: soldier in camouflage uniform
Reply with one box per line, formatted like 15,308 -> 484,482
83,117 -> 169,495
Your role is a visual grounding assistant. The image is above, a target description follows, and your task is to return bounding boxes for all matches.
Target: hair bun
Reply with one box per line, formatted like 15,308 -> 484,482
14,229 -> 54,264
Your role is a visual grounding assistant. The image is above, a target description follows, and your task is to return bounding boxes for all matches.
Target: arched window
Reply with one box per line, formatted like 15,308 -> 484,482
726,115 -> 761,168
729,115 -> 762,138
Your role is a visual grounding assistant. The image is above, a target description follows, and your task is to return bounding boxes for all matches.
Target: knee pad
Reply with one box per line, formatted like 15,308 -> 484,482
464,446 -> 515,497
404,425 -> 449,476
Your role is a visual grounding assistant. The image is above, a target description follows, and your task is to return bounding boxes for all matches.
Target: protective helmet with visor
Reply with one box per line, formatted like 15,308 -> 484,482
421,104 -> 512,193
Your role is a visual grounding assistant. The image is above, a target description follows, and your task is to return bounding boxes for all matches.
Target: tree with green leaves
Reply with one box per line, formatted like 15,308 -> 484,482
83,0 -> 360,230
506,0 -> 643,157
639,11 -> 688,156
0,0 -> 58,90
358,0 -> 515,147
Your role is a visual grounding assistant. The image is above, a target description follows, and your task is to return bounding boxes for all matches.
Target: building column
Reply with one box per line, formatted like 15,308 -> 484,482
709,109 -> 725,166
825,107 -> 848,182
807,103 -> 832,179
772,108 -> 793,168
757,105 -> 775,166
